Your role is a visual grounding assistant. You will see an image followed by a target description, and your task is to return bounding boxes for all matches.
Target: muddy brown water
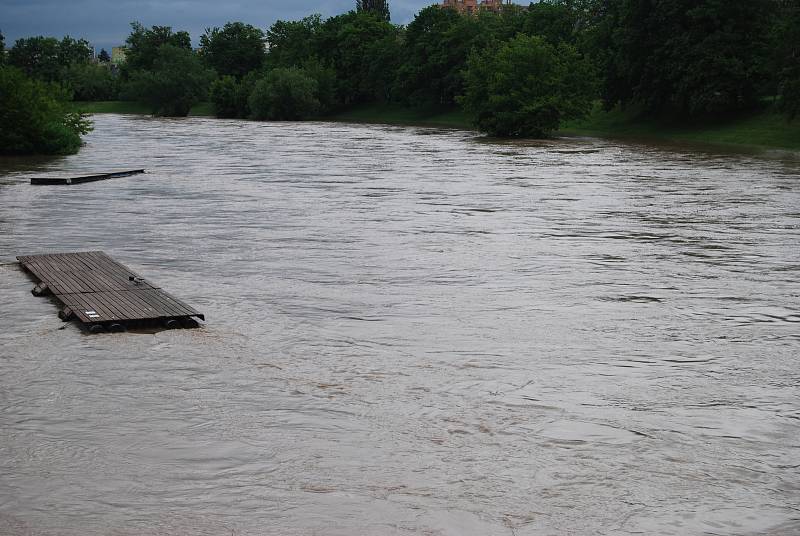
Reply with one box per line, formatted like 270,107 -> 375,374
1,115 -> 798,535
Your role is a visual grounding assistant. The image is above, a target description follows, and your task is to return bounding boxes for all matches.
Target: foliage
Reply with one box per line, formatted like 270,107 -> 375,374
0,65 -> 92,155
316,11 -> 401,105
300,58 -> 338,113
63,62 -> 116,101
394,6 -> 477,107
8,36 -> 94,82
773,2 -> 800,120
0,31 -> 5,64
265,15 -> 322,69
199,22 -> 265,78
125,45 -> 213,116
210,75 -> 249,118
248,67 -> 320,120
124,22 -> 191,73
459,34 -> 597,137
594,0 -> 772,118
98,49 -> 111,63
357,0 -> 390,22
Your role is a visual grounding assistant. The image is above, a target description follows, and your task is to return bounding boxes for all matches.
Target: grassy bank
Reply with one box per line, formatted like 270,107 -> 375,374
71,101 -> 798,152
325,104 -> 473,130
71,101 -> 216,117
559,105 -> 800,152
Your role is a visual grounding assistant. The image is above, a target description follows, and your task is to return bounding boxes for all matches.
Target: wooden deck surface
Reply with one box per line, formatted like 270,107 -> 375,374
18,251 -> 204,330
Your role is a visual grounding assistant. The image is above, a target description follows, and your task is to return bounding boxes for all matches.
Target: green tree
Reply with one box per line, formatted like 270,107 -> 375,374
98,48 -> 111,63
125,45 -> 212,116
199,22 -> 265,78
520,1 -> 581,45
265,15 -> 322,69
210,75 -> 249,118
124,23 -> 191,73
316,11 -> 400,105
0,65 -> 92,155
8,35 -> 93,82
773,1 -> 800,119
63,62 -> 116,101
395,6 -> 478,106
595,0 -> 773,117
57,36 -> 93,65
357,0 -> 391,22
248,67 -> 320,120
459,34 -> 597,137
0,31 -> 5,65
8,37 -> 62,81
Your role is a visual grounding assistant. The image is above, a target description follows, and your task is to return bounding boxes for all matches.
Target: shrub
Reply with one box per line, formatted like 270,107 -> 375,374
248,67 -> 320,120
125,44 -> 212,116
0,66 -> 92,155
64,62 -> 116,101
459,35 -> 597,137
210,75 -> 249,118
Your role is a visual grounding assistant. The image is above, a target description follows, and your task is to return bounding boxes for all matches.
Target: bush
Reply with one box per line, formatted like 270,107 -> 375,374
64,62 -> 116,101
459,35 -> 597,137
248,67 -> 320,120
210,75 -> 249,118
0,65 -> 92,155
124,44 -> 212,116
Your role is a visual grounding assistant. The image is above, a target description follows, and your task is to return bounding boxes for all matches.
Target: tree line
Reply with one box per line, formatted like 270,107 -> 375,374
1,0 -> 799,154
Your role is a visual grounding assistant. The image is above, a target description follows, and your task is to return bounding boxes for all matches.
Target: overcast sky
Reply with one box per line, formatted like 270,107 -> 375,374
0,0 -> 435,52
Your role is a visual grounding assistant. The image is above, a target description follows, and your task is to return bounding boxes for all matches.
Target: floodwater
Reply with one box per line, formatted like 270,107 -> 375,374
0,114 -> 798,536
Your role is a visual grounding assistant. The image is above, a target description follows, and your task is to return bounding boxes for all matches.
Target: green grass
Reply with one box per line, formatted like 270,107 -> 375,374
559,104 -> 800,151
71,101 -> 216,117
325,104 -> 473,129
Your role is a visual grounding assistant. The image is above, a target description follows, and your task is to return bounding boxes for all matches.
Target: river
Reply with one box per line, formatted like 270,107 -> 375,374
1,114 -> 798,535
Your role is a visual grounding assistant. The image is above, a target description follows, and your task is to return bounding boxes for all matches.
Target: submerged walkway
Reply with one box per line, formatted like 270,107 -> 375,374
18,251 -> 204,332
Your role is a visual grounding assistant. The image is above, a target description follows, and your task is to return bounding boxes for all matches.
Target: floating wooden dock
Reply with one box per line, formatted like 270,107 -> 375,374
30,169 -> 145,185
18,251 -> 204,332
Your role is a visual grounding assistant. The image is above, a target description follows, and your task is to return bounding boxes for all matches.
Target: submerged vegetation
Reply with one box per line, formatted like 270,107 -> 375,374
1,0 -> 799,152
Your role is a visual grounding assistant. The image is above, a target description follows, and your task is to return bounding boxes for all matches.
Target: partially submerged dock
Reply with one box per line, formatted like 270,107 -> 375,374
30,169 -> 145,185
18,251 -> 204,332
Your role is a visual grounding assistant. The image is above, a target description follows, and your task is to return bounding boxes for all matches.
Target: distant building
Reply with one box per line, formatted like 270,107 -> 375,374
441,0 -> 508,15
111,46 -> 127,65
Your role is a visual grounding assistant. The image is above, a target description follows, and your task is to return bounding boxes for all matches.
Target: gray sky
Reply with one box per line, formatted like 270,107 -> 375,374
0,0 -> 434,53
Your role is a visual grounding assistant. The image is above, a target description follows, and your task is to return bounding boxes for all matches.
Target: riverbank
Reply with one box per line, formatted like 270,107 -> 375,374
73,101 -> 798,152
71,101 -> 215,117
326,104 -> 473,130
559,105 -> 800,152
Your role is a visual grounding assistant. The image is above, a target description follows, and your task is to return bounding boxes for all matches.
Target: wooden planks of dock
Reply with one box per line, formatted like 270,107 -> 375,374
18,251 -> 204,332
30,169 -> 145,185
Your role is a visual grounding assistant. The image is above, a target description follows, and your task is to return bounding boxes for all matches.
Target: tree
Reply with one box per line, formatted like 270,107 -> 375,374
316,11 -> 400,105
265,15 -> 322,69
57,36 -> 93,65
210,75 -> 249,118
248,67 -> 320,120
125,45 -> 212,116
0,31 -> 5,64
357,0 -> 390,22
124,22 -> 191,73
199,22 -> 265,78
459,34 -> 597,137
0,65 -> 92,155
594,0 -> 773,117
8,35 -> 93,82
63,62 -> 116,101
98,48 -> 111,63
394,6 -> 477,106
8,37 -> 62,81
772,1 -> 800,119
